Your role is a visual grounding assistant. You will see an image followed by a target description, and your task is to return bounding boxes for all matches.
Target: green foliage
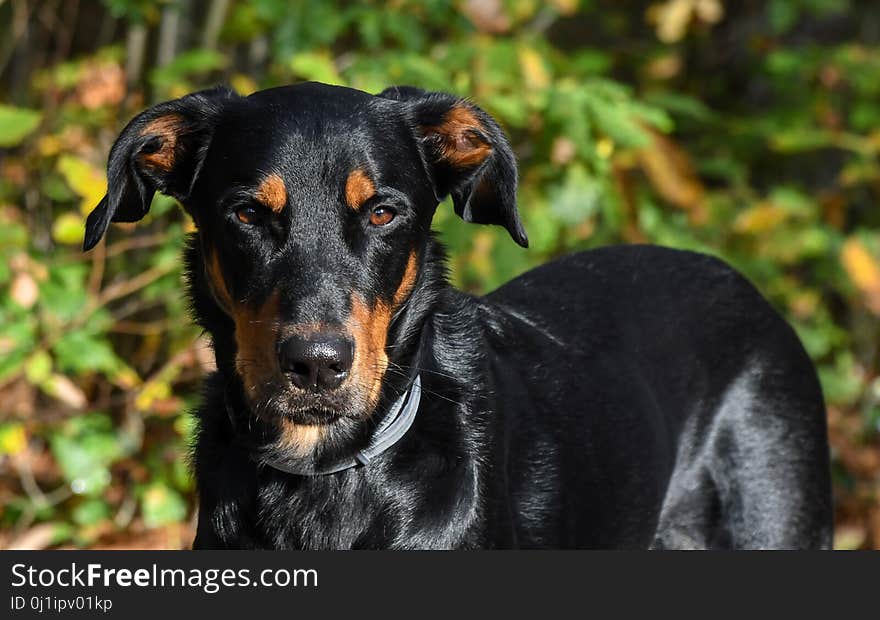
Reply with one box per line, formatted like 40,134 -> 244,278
0,105 -> 42,147
140,482 -> 187,529
49,413 -> 130,496
0,0 -> 878,549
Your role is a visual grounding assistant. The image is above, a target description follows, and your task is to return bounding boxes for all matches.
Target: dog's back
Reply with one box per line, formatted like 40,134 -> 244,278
481,245 -> 832,548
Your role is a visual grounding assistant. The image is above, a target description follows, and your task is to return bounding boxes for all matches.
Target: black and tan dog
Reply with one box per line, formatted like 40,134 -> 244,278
83,82 -> 832,549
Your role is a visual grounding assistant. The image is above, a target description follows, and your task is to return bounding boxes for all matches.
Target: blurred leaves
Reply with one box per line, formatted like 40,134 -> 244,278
49,413 -> 126,496
56,155 -> 107,216
0,105 -> 42,147
289,51 -> 342,84
140,482 -> 187,528
150,49 -> 227,94
648,0 -> 724,43
841,237 -> 880,315
0,423 -> 27,456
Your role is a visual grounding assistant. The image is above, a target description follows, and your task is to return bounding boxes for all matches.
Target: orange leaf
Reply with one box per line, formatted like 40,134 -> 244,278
637,129 -> 706,222
841,238 -> 880,314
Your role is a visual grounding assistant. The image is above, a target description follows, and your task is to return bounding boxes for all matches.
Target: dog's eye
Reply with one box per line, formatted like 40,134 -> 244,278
369,206 -> 396,226
235,206 -> 260,225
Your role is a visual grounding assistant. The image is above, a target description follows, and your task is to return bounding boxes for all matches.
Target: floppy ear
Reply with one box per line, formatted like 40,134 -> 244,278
378,86 -> 528,247
83,86 -> 238,251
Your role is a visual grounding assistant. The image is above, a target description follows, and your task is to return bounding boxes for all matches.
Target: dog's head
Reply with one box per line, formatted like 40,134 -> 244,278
84,82 -> 526,456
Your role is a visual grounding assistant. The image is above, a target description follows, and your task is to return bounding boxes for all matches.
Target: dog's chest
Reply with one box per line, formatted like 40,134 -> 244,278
254,474 -> 393,549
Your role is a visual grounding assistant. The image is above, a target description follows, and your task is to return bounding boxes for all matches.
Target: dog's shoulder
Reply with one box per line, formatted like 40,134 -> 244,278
484,244 -> 770,324
479,243 -> 797,388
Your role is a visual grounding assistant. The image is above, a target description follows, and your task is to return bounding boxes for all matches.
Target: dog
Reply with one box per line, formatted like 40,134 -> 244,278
82,82 -> 833,549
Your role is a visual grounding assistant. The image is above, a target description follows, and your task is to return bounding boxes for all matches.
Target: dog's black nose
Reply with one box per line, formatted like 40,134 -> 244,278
278,333 -> 353,392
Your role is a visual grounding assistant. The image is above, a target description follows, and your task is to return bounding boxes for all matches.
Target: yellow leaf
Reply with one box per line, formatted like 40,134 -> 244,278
37,134 -> 62,157
135,379 -> 171,412
648,0 -> 694,43
24,351 -> 52,384
733,203 -> 788,234
56,155 -> 106,215
230,74 -> 258,96
518,46 -> 550,90
596,137 -> 615,159
841,238 -> 880,314
111,366 -> 142,390
648,0 -> 724,43
0,423 -> 27,456
52,212 -> 84,245
695,0 -> 723,23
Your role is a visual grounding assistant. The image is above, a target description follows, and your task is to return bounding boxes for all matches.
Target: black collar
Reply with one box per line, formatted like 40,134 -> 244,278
226,375 -> 422,476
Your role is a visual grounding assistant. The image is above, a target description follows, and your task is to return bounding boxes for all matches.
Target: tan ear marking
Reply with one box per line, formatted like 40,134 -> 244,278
255,173 -> 287,213
345,169 -> 376,211
138,114 -> 185,171
424,105 -> 493,168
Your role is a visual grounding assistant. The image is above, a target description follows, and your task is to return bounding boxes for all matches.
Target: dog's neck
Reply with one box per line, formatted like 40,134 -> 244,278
238,374 -> 423,475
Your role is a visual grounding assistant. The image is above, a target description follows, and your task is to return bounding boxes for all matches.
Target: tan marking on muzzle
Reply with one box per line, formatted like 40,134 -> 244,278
233,291 -> 281,399
423,105 -> 493,168
138,114 -> 184,171
345,168 -> 375,211
207,254 -> 327,454
278,420 -> 325,456
232,293 -> 329,456
345,254 -> 420,410
347,295 -> 392,409
255,173 -> 287,213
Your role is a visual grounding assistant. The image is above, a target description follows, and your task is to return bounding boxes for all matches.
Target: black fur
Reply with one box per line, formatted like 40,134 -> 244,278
83,82 -> 833,549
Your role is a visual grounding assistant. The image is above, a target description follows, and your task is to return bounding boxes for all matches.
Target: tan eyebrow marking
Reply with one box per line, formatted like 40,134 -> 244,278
345,168 -> 376,211
254,173 -> 287,213
138,114 -> 184,171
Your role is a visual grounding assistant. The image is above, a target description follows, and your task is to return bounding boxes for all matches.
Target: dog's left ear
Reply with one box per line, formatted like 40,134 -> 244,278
379,86 -> 528,247
83,86 -> 238,251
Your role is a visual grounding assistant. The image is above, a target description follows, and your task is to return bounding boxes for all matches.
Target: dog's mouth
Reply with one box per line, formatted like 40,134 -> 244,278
245,377 -> 369,425
273,394 -> 347,426
241,379 -> 375,459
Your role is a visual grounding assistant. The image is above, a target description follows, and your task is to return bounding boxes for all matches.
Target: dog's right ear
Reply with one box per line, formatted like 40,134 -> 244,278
83,86 -> 238,251
377,85 -> 528,247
